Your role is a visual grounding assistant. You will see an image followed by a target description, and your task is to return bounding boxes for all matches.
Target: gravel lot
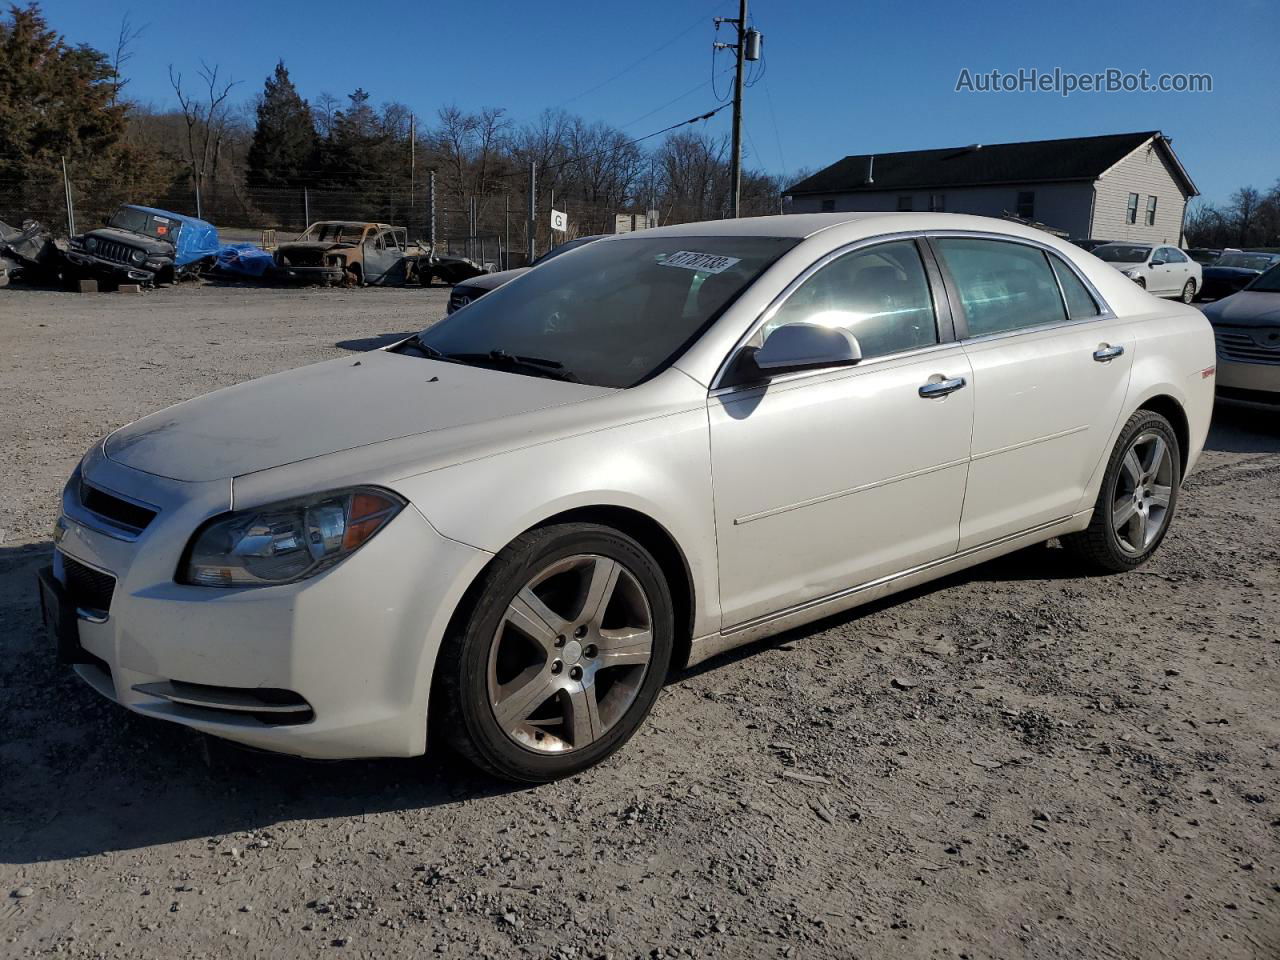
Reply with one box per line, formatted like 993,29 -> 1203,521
1,283 -> 1278,959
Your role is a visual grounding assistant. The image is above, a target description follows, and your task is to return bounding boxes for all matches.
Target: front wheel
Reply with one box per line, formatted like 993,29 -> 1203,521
1063,410 -> 1181,573
1180,279 -> 1196,304
434,523 -> 674,782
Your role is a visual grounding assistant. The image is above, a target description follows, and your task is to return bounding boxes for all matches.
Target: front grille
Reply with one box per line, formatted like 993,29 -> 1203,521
61,554 -> 116,615
79,479 -> 157,534
1215,329 -> 1280,365
93,239 -> 140,265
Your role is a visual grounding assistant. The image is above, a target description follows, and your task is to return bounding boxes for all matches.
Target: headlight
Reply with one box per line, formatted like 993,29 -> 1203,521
1122,268 -> 1140,279
130,249 -> 145,264
182,487 -> 405,587
84,237 -> 98,252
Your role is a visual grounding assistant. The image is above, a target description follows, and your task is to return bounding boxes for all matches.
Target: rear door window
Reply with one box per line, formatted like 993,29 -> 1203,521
933,238 -> 1068,337
1048,255 -> 1100,320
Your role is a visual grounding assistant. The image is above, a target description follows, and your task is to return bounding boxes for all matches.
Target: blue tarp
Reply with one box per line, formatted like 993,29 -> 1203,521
125,205 -> 220,266
213,243 -> 275,278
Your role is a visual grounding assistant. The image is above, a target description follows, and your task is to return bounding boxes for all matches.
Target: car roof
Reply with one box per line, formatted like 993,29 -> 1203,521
620,212 -> 1094,244
123,205 -> 215,230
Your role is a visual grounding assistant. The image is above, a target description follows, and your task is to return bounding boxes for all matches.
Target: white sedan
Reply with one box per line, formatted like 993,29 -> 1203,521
1092,242 -> 1202,302
40,213 -> 1215,782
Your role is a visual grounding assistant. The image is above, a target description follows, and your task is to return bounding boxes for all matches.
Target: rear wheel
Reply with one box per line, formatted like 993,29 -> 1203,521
1063,410 -> 1181,573
435,523 -> 673,782
1180,279 -> 1196,303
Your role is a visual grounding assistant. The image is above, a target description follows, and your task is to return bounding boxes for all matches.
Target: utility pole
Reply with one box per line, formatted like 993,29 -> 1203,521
715,2 -> 762,218
408,115 -> 416,235
526,161 -> 537,264
427,170 -> 436,251
61,156 -> 76,235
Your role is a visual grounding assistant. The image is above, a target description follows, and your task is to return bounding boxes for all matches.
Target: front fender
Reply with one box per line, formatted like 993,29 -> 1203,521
391,406 -> 722,641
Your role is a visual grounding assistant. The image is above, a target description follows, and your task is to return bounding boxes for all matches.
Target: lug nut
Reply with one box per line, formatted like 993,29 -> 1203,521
569,665 -> 583,681
554,635 -> 566,647
551,660 -> 563,674
574,624 -> 588,639
584,644 -> 597,659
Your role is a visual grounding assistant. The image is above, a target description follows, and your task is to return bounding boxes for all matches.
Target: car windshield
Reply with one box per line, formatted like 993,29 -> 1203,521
531,235 -> 601,266
406,235 -> 799,388
1215,254 -> 1275,270
298,223 -> 366,243
1247,264 -> 1280,292
107,207 -> 182,241
1092,244 -> 1151,263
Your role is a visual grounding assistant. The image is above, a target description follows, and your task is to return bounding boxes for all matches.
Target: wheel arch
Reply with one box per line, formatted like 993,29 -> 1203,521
435,504 -> 698,681
1135,393 -> 1191,477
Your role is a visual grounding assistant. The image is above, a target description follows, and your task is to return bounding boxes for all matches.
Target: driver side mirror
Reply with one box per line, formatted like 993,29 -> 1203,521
730,322 -> 862,384
1149,257 -> 1166,266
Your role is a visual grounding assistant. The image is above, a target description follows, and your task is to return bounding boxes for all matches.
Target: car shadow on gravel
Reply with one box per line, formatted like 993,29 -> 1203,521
334,331 -> 414,352
0,540 -> 526,865
1205,400 -> 1280,454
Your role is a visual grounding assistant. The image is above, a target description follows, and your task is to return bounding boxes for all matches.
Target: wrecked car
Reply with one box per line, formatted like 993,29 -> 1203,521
64,205 -> 220,286
0,219 -> 61,286
274,221 -> 429,286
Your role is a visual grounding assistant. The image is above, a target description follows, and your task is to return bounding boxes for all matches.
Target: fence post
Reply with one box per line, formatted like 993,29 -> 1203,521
303,187 -> 310,228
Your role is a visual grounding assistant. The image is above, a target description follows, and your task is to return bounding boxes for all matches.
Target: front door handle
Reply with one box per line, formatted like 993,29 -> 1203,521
918,376 -> 967,398
1093,343 -> 1125,362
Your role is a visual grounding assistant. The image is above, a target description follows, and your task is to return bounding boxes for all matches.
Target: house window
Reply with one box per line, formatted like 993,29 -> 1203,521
929,194 -> 945,212
897,196 -> 913,212
1016,191 -> 1035,220
1146,195 -> 1158,226
820,198 -> 835,213
1126,193 -> 1139,224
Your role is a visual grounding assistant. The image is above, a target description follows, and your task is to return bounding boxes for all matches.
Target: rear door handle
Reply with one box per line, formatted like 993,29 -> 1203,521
918,376 -> 967,398
1093,344 -> 1125,362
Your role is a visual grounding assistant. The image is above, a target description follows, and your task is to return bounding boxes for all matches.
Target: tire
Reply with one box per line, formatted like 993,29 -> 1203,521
434,523 -> 674,782
1063,410 -> 1182,573
1180,279 -> 1196,304
1134,276 -> 1146,290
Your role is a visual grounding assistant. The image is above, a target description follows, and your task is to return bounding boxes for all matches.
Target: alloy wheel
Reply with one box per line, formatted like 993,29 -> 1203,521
486,554 -> 654,754
1111,431 -> 1174,555
1181,280 -> 1195,303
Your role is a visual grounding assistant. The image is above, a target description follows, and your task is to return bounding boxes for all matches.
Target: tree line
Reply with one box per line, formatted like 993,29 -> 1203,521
0,3 -> 787,252
1184,183 -> 1280,250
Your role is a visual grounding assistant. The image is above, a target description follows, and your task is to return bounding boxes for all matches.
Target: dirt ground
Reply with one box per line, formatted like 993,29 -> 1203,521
1,283 -> 1277,960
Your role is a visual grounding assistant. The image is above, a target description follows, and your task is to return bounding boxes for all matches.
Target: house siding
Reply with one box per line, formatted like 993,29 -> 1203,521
787,182 -> 1095,238
1089,140 -> 1188,244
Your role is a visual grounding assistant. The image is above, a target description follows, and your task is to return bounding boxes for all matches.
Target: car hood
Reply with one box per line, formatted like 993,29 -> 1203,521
1203,290 -> 1280,328
277,240 -> 355,253
83,227 -> 174,256
459,267 -> 529,292
1203,266 -> 1261,279
104,351 -> 615,482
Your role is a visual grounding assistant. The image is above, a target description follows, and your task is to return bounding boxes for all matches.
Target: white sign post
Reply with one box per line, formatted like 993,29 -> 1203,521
550,209 -> 567,233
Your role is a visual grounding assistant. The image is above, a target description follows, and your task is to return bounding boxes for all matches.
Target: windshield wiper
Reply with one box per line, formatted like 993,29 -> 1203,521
441,349 -> 579,382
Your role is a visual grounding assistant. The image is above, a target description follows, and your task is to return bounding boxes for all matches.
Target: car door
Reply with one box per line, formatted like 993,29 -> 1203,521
362,229 -> 400,284
1163,247 -> 1192,294
708,237 -> 974,628
928,235 -> 1135,550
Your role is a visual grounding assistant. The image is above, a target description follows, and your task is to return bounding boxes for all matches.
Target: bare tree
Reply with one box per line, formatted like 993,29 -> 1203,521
110,14 -> 146,107
168,61 -> 240,215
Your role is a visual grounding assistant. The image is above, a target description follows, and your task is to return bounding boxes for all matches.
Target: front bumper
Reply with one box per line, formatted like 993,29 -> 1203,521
64,251 -> 160,283
50,446 -> 490,759
278,264 -> 345,283
1213,327 -> 1280,397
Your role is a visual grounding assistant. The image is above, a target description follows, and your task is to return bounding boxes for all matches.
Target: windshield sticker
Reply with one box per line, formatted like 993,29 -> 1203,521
659,250 -> 742,274
154,216 -> 171,223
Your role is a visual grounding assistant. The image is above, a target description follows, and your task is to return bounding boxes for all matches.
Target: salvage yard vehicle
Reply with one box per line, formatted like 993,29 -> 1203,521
65,205 -> 219,286
1091,242 -> 1201,302
1201,261 -> 1280,404
39,212 -> 1214,782
0,219 -> 61,287
274,221 -> 431,286
1196,251 -> 1280,301
448,235 -> 605,314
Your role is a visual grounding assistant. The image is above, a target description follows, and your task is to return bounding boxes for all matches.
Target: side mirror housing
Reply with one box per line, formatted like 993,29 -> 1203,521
731,322 -> 862,384
1149,257 -> 1165,266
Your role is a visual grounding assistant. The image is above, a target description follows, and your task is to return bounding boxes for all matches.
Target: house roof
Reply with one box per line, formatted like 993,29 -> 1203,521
785,131 -> 1199,198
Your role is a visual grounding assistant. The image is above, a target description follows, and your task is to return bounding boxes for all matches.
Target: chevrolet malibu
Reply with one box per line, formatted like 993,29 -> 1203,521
39,213 -> 1215,782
